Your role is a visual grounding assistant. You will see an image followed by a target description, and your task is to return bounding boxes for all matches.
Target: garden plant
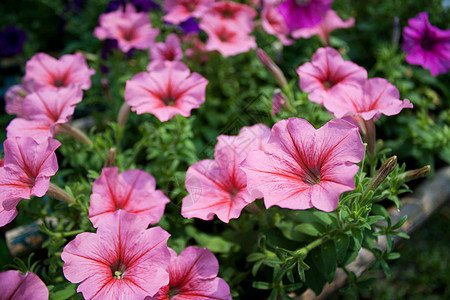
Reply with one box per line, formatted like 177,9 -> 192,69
0,0 -> 449,299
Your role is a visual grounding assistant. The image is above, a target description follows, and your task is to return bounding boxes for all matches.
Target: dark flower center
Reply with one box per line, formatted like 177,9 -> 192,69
164,50 -> 176,61
167,287 -> 180,299
162,94 -> 177,106
186,2 -> 196,12
110,261 -> 127,279
301,166 -> 321,186
322,78 -> 335,90
420,35 -> 435,51
295,0 -> 312,6
222,9 -> 234,19
53,78 -> 66,87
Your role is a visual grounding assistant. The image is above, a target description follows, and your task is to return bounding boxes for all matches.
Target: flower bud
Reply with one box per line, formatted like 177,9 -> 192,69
104,148 -> 116,168
367,155 -> 397,191
404,165 -> 431,182
256,48 -> 288,89
272,89 -> 287,115
118,102 -> 130,128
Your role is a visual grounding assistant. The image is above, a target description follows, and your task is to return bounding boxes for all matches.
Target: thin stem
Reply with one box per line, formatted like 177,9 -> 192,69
58,123 -> 92,146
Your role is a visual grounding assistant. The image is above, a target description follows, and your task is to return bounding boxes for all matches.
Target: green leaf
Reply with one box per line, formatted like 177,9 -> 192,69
351,228 -> 363,251
367,215 -> 385,225
294,223 -> 323,237
312,211 -> 336,226
391,215 -> 408,230
252,260 -> 264,277
252,281 -> 272,290
335,233 -> 350,263
49,283 -> 77,300
247,253 -> 266,262
392,231 -> 410,239
388,252 -> 401,260
317,240 -> 337,283
274,258 -> 297,283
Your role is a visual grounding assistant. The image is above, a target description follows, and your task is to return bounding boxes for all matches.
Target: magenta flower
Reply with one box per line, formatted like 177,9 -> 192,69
0,270 -> 48,300
125,61 -> 208,122
163,0 -> 213,25
278,0 -> 333,31
89,167 -> 170,228
6,86 -> 83,142
24,52 -> 95,91
94,4 -> 160,53
297,47 -> 367,105
323,77 -> 413,121
0,137 -> 60,227
402,12 -> 450,76
272,89 -> 287,115
261,1 -> 294,46
182,124 -> 270,222
241,118 -> 364,212
200,22 -> 257,57
149,33 -> 183,63
202,1 -> 258,34
62,210 -> 171,299
148,247 -> 231,300
292,10 -> 355,46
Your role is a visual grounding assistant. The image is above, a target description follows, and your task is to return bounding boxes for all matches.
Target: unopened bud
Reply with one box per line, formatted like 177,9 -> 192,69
46,183 -> 75,203
367,156 -> 397,191
272,89 -> 288,115
104,148 -> 117,168
404,165 -> 430,182
118,102 -> 130,128
256,48 -> 288,89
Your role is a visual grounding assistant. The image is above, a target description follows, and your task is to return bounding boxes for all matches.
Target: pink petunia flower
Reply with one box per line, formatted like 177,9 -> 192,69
292,10 -> 355,46
241,118 -> 364,212
0,137 -> 60,227
163,0 -> 213,24
202,1 -> 258,34
149,33 -> 183,63
125,60 -> 208,122
4,81 -> 33,118
94,4 -> 160,53
297,47 -> 367,105
0,270 -> 49,300
24,52 -> 95,91
61,210 -> 171,299
402,12 -> 450,76
200,22 -> 257,57
261,0 -> 294,46
89,167 -> 170,228
272,89 -> 287,115
277,0 -> 334,31
182,124 -> 270,223
323,77 -> 413,121
147,247 -> 232,300
6,86 -> 83,142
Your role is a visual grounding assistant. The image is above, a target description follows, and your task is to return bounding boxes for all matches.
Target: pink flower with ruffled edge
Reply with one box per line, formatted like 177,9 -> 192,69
149,33 -> 183,63
292,10 -> 355,46
402,12 -> 450,76
0,270 -> 49,300
24,52 -> 95,91
182,124 -> 270,223
94,4 -> 160,53
297,47 -> 367,105
241,118 -> 364,212
200,22 -> 257,57
278,0 -> 333,31
61,210 -> 171,299
89,167 -> 170,228
323,77 -> 413,121
261,1 -> 294,46
125,61 -> 208,122
0,137 -> 60,227
6,86 -> 83,142
163,0 -> 213,24
4,81 -> 33,118
202,1 -> 257,34
147,247 -> 232,300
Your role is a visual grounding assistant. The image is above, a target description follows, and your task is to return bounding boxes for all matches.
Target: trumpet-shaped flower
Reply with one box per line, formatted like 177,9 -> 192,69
241,118 -> 364,212
6,86 -> 83,142
0,270 -> 49,300
292,10 -> 355,45
24,52 -> 95,91
94,4 -> 160,53
0,137 -> 60,227
163,0 -> 213,24
182,124 -> 270,222
202,1 -> 257,34
278,0 -> 333,31
125,61 -> 208,122
402,12 -> 450,76
297,47 -> 367,105
89,167 -> 170,228
149,33 -> 183,63
148,247 -> 232,300
4,82 -> 33,118
200,22 -> 257,57
323,77 -> 413,121
62,210 -> 171,299
261,1 -> 294,46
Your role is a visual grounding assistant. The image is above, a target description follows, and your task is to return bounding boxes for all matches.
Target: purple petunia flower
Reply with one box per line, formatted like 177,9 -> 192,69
0,26 -> 27,57
179,17 -> 200,34
277,0 -> 333,31
402,12 -> 450,76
